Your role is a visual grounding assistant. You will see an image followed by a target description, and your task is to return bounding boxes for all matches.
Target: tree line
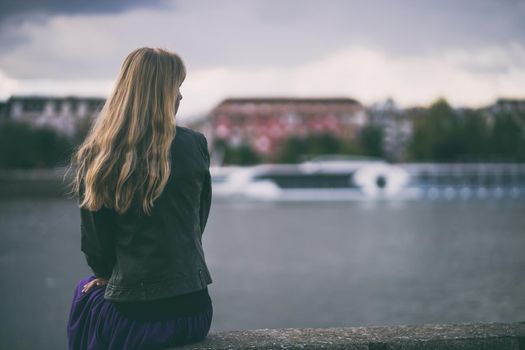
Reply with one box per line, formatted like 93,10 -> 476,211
1,97 -> 524,169
407,98 -> 525,162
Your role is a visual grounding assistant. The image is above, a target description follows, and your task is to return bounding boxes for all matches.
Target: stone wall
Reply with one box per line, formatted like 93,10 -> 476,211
173,321 -> 525,349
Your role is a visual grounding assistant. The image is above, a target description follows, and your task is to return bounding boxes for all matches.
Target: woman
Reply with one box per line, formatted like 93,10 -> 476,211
64,47 -> 213,349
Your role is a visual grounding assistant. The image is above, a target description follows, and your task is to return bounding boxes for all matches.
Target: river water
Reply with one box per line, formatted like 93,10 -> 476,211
1,196 -> 524,349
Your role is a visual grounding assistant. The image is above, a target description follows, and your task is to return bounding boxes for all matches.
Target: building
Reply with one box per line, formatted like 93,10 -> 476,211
206,97 -> 366,160
0,95 -> 106,137
366,98 -> 415,162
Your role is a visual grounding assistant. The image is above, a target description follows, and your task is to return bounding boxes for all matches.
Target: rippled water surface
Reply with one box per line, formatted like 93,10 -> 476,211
1,197 -> 524,349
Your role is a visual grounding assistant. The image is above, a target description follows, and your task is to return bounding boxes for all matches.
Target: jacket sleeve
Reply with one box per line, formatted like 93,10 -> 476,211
199,134 -> 212,235
80,203 -> 116,279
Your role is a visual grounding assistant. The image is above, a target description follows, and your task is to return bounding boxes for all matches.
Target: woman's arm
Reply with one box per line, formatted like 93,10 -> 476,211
80,205 -> 116,279
199,134 -> 212,235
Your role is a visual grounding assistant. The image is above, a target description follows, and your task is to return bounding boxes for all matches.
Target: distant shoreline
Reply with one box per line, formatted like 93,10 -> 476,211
0,167 -> 73,197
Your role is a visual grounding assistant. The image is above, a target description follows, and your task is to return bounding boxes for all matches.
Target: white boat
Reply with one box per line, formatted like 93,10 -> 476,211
211,155 -> 412,201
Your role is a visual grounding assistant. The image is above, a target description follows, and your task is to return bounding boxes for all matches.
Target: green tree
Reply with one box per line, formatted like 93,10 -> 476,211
274,130 -> 390,163
357,125 -> 384,158
407,98 -> 525,162
274,132 -> 347,163
0,121 -> 73,169
274,136 -> 306,163
214,139 -> 262,165
408,98 -> 464,162
459,110 -> 491,161
490,111 -> 525,162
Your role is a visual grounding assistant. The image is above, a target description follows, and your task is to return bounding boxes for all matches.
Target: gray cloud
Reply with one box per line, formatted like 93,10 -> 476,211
0,0 -> 523,114
0,0 -> 172,23
0,0 -> 524,81
0,0 -> 173,57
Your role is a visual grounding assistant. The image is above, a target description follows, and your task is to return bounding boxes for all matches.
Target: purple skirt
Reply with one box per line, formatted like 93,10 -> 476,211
67,275 -> 213,350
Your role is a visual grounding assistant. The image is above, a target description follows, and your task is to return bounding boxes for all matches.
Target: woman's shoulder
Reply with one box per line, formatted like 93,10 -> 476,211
176,125 -> 205,140
171,126 -> 207,161
175,125 -> 206,146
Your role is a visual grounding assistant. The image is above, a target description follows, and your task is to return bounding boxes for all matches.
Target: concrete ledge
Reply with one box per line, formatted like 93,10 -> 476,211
174,321 -> 525,349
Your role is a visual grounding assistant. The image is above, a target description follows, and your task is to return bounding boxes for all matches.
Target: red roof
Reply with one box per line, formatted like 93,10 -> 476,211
218,97 -> 361,105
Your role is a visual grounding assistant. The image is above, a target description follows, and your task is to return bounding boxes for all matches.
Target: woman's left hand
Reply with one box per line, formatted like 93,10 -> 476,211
82,277 -> 109,293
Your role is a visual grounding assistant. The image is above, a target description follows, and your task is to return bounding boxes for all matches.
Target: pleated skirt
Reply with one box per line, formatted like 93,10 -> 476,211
67,275 -> 213,350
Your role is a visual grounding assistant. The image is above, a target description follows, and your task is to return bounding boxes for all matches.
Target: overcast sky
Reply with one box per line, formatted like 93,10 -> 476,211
0,0 -> 524,122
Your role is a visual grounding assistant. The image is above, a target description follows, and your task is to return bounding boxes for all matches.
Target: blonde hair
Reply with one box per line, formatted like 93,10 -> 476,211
64,47 -> 186,216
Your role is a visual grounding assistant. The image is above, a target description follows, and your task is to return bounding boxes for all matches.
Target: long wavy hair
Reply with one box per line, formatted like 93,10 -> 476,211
64,47 -> 186,216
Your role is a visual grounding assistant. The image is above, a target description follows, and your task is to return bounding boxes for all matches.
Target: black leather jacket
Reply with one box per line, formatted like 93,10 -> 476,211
79,125 -> 213,302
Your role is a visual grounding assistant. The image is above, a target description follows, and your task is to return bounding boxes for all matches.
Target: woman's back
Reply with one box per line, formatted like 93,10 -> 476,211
97,125 -> 213,302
